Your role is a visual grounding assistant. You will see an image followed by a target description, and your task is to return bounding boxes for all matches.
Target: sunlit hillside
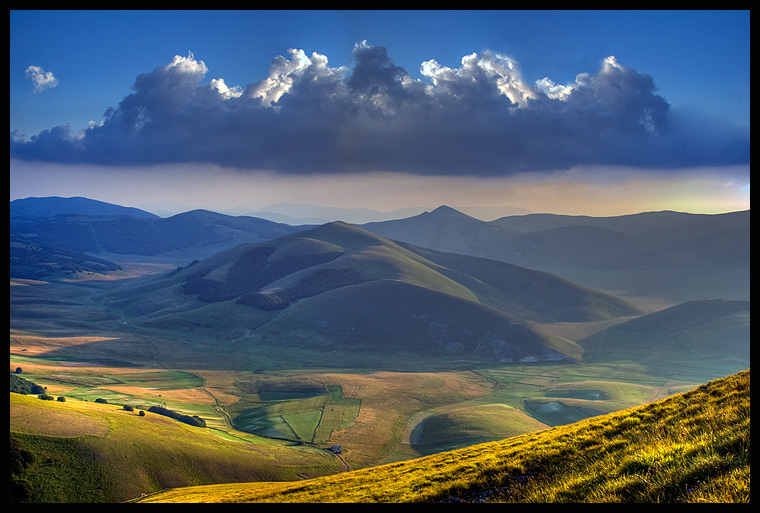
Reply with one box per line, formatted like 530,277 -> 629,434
138,370 -> 749,503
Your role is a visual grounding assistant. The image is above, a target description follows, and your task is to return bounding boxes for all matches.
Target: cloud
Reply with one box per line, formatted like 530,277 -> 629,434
25,65 -> 59,93
10,44 -> 750,176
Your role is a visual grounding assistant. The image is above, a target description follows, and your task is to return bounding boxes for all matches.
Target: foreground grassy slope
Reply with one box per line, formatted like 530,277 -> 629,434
10,392 -> 345,503
139,370 -> 749,503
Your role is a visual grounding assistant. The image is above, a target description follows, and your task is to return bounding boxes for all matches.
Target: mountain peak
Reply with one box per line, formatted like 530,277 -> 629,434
429,205 -> 470,217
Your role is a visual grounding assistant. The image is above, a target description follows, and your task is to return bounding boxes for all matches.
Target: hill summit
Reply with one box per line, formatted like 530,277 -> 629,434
122,221 -> 642,367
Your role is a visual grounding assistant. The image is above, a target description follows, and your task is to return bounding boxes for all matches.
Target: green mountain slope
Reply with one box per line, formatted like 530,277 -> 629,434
118,222 -> 642,365
579,299 -> 750,381
138,370 -> 750,503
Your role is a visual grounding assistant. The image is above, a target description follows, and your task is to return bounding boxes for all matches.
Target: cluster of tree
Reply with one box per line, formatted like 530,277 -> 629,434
37,394 -> 66,401
10,372 -> 45,395
147,405 -> 206,427
123,404 -> 146,416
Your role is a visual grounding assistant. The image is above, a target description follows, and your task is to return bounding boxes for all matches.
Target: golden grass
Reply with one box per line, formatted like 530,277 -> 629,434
11,391 -> 348,502
10,397 -> 111,438
139,370 -> 749,503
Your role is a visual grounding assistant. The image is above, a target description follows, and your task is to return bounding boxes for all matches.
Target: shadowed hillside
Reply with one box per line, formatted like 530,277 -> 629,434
10,197 -> 310,279
579,299 -> 750,380
364,207 -> 750,305
90,221 -> 643,368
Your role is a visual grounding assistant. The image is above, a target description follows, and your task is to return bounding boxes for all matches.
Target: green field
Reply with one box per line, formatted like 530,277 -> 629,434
10,268 -> 750,502
231,385 -> 361,444
136,370 -> 751,503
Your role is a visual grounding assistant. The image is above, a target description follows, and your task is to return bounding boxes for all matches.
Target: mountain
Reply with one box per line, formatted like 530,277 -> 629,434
580,299 -> 750,379
250,202 -> 428,225
108,221 -> 643,367
138,370 -> 750,503
10,198 -> 311,279
10,196 -> 159,219
490,209 -> 750,268
10,207 -> 307,259
363,207 -> 750,304
363,206 -> 517,260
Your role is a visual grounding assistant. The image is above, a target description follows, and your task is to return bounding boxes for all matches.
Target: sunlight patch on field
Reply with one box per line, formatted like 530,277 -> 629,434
10,393 -> 111,438
10,329 -> 119,356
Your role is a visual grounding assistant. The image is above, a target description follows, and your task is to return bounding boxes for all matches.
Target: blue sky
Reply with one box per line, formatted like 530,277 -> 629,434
9,10 -> 750,219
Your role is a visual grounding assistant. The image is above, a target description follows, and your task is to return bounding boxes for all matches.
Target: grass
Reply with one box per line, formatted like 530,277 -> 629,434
230,385 -> 361,444
10,391 -> 346,503
10,264 -> 750,501
137,370 -> 749,503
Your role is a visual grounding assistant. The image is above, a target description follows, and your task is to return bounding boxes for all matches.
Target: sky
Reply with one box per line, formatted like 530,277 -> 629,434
9,10 -> 750,221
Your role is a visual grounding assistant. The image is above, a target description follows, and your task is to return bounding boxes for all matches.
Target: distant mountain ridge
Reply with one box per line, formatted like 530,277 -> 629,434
10,197 -> 749,306
10,197 -> 311,279
363,206 -> 750,304
10,196 -> 159,219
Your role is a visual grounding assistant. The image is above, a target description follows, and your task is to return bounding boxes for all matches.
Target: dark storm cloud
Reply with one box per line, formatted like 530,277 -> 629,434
10,43 -> 750,175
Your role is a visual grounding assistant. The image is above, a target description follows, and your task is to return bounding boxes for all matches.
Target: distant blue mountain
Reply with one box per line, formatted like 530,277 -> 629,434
9,197 -> 311,279
10,196 -> 159,219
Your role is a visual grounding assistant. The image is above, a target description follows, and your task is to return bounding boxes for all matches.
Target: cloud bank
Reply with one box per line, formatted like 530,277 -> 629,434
10,42 -> 750,176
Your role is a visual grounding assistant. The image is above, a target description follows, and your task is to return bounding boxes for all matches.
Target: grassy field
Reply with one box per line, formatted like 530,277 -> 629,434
230,384 -> 361,444
10,391 -> 346,503
10,309 -> 745,474
136,370 -> 750,503
10,272 -> 750,502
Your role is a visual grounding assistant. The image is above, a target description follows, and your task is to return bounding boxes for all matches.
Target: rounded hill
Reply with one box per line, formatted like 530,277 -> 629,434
116,222 -> 643,367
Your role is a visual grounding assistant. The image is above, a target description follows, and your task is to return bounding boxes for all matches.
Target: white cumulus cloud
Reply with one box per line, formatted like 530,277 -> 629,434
25,65 -> 59,93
